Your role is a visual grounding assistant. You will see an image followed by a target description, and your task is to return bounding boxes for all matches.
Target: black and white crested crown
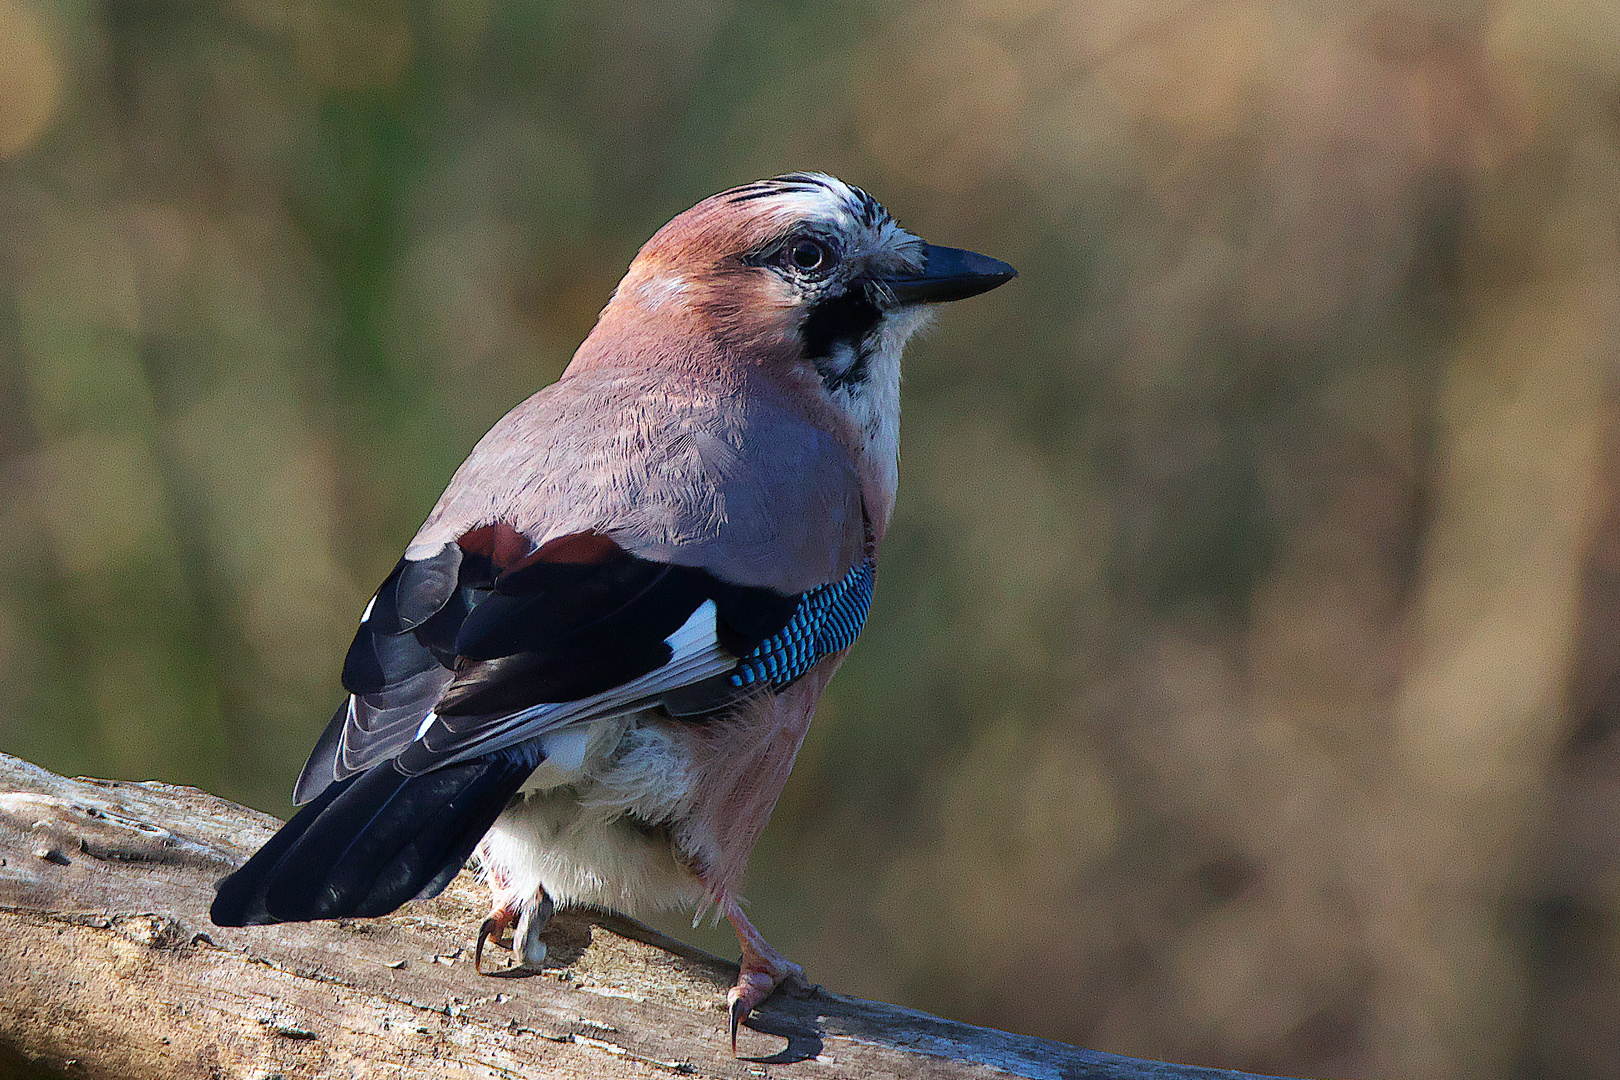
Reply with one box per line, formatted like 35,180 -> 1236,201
724,173 -> 893,231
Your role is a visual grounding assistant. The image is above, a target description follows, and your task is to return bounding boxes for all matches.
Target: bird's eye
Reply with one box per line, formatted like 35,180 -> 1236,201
785,237 -> 832,274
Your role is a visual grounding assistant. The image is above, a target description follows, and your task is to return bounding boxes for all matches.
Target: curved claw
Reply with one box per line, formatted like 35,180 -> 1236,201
726,968 -> 788,1055
475,916 -> 508,975
728,993 -> 745,1054
476,918 -> 493,975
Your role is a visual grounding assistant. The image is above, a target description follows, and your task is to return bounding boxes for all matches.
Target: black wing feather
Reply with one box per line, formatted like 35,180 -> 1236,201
453,555 -> 686,661
341,545 -> 467,694
440,556 -> 714,714
291,699 -> 353,806
213,745 -> 539,926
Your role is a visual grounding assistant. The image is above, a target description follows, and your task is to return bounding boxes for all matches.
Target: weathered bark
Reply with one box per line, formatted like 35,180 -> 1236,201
0,752 -> 1292,1079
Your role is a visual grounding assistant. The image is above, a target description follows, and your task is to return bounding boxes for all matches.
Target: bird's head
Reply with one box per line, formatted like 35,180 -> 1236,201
582,173 -> 1015,523
594,172 -> 1012,386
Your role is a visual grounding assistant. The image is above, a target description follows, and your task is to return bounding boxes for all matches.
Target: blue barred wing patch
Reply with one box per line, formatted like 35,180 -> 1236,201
729,559 -> 875,689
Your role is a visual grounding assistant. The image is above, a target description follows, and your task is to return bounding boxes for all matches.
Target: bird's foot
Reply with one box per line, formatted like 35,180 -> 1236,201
476,892 -> 553,973
725,903 -> 813,1054
727,952 -> 810,1052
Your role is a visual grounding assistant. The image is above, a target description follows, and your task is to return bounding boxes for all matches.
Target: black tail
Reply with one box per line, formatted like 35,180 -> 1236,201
211,747 -> 537,927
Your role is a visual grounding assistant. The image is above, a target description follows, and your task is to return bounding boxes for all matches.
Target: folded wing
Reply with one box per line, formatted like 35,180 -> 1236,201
295,523 -> 804,803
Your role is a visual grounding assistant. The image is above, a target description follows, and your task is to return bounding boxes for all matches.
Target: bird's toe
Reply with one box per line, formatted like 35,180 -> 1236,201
512,893 -> 554,970
475,912 -> 515,974
726,955 -> 806,1054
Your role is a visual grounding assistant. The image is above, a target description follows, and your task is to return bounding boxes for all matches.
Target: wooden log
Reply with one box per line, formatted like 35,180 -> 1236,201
0,752 -> 1293,1079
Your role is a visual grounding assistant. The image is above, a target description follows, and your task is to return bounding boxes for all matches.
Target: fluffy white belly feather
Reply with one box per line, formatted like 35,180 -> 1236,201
474,709 -> 711,914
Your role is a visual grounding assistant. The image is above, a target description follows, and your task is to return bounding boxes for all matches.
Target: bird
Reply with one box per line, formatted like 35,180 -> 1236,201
210,172 -> 1014,1048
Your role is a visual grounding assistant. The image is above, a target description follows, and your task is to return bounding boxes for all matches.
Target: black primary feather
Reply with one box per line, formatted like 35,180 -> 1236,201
212,744 -> 539,926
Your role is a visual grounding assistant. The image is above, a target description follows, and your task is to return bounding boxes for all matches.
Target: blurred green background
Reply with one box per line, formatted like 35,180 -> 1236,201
3,1 -> 1619,1077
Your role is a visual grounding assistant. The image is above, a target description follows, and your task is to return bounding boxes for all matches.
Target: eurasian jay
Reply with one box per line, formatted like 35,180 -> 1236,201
210,173 -> 1014,1046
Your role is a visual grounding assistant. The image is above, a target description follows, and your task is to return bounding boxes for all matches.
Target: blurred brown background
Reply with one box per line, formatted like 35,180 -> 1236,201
2,1 -> 1617,1077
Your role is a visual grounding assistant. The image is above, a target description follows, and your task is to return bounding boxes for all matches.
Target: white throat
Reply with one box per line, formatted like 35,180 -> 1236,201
832,305 -> 932,524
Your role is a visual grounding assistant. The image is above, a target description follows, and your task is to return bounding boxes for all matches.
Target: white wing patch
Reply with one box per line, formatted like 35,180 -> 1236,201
419,600 -> 733,769
415,709 -> 438,740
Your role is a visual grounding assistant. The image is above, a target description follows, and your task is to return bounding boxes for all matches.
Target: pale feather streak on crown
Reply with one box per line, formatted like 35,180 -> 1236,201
721,173 -> 892,231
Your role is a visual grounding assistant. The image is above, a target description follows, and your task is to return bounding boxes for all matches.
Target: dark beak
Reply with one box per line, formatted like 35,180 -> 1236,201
882,243 -> 1017,305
